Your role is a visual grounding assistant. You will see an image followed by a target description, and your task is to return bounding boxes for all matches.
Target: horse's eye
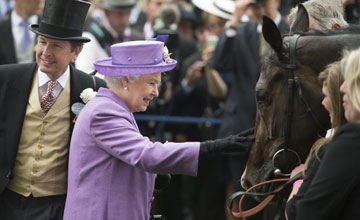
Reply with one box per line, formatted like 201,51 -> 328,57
256,89 -> 270,108
272,73 -> 283,82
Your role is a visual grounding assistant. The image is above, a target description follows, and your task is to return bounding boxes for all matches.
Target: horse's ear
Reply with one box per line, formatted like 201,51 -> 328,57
262,16 -> 283,54
291,4 -> 309,32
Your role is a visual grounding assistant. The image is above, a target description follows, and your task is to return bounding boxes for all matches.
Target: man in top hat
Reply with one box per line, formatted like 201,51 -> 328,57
76,0 -> 144,74
0,0 -> 106,219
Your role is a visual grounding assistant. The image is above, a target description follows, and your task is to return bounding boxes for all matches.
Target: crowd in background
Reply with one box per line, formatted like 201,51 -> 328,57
0,0 -> 359,219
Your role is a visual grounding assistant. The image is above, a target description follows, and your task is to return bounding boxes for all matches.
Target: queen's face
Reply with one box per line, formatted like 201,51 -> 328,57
340,81 -> 360,122
127,72 -> 161,112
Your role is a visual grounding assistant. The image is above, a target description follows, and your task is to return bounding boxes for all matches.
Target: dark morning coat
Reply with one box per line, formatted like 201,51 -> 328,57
0,63 -> 107,193
0,13 -> 38,64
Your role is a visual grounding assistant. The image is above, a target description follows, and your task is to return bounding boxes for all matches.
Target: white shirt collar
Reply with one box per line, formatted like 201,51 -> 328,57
257,12 -> 282,33
11,10 -> 38,28
38,66 -> 70,88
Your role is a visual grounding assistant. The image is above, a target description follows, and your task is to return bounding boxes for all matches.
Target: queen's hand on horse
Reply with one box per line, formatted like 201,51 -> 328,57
199,128 -> 254,157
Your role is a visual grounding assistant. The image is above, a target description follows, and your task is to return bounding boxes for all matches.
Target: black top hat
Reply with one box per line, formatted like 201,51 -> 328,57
30,0 -> 91,43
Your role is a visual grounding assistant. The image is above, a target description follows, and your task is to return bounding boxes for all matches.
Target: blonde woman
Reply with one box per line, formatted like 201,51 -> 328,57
286,61 -> 346,219
294,48 -> 360,219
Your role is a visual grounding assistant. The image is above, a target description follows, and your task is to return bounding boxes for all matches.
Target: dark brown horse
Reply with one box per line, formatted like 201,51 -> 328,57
241,12 -> 360,194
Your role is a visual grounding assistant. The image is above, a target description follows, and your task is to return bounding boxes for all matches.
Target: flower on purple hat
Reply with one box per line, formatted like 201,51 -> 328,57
163,46 -> 172,64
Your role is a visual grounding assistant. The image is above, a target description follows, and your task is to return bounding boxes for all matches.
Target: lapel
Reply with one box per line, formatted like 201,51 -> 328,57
28,71 -> 41,113
0,15 -> 16,64
69,65 -> 106,139
4,63 -> 37,166
69,65 -> 90,136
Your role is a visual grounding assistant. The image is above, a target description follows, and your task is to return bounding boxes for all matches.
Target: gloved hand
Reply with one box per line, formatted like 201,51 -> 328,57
199,128 -> 254,157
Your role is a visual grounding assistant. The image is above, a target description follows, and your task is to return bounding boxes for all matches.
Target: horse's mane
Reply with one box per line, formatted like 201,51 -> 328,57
284,25 -> 360,37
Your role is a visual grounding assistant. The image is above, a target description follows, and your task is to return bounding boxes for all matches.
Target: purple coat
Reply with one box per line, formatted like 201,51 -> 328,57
63,88 -> 200,220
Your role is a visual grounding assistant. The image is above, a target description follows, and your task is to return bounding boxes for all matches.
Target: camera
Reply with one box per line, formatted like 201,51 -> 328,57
206,35 -> 219,48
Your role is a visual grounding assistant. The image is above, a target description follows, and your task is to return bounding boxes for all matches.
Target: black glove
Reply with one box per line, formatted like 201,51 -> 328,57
199,128 -> 254,157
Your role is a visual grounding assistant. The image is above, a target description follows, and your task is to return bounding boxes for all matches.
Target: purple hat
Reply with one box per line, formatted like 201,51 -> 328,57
94,41 -> 177,76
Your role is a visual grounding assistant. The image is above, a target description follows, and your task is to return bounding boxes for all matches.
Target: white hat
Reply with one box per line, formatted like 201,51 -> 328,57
192,0 -> 233,20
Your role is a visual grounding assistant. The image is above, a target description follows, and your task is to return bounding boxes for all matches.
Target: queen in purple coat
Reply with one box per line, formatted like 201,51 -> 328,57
63,39 -> 254,220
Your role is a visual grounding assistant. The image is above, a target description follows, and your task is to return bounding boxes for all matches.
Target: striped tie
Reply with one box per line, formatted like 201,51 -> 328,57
41,80 -> 58,115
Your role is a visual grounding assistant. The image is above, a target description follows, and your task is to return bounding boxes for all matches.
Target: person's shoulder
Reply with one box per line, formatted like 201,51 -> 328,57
0,13 -> 10,25
334,123 -> 360,139
0,63 -> 36,75
71,66 -> 107,88
327,123 -> 360,153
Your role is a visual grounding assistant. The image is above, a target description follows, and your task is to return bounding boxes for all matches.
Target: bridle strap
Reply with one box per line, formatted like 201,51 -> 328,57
227,178 -> 290,219
285,34 -> 300,146
227,172 -> 304,219
294,76 -> 328,132
264,34 -> 326,143
263,34 -> 327,176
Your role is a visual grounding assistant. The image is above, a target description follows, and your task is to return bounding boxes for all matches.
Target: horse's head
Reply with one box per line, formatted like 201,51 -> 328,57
241,14 -> 360,193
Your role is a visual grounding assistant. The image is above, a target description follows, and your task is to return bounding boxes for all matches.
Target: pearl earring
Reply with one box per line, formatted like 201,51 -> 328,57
124,87 -> 128,91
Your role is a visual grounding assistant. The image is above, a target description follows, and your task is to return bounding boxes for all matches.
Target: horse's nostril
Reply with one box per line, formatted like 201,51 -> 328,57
241,178 -> 251,190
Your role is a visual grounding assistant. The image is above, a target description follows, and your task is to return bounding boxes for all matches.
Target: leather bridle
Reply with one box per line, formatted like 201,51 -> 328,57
263,34 -> 326,177
227,34 -> 326,219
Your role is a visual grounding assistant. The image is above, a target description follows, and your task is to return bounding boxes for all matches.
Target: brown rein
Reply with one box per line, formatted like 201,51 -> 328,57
227,178 -> 290,220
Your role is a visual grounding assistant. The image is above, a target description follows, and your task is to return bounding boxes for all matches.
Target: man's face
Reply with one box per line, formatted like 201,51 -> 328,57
36,36 -> 81,80
207,14 -> 226,36
105,9 -> 131,36
247,0 -> 278,24
146,0 -> 167,23
247,2 -> 266,24
15,0 -> 45,16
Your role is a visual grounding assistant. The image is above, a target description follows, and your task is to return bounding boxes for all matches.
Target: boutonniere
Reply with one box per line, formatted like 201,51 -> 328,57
162,46 -> 172,64
80,88 -> 97,104
72,88 -> 97,123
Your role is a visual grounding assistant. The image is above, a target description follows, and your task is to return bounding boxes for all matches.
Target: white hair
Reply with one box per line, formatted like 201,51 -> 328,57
104,75 -> 141,88
288,0 -> 348,31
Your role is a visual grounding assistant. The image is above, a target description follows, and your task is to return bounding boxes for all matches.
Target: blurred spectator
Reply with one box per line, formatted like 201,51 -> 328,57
129,1 -> 147,33
142,0 -> 168,39
76,0 -> 143,74
280,0 -> 291,16
0,0 -> 44,64
342,0 -> 360,24
0,0 -> 13,16
177,1 -> 197,39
